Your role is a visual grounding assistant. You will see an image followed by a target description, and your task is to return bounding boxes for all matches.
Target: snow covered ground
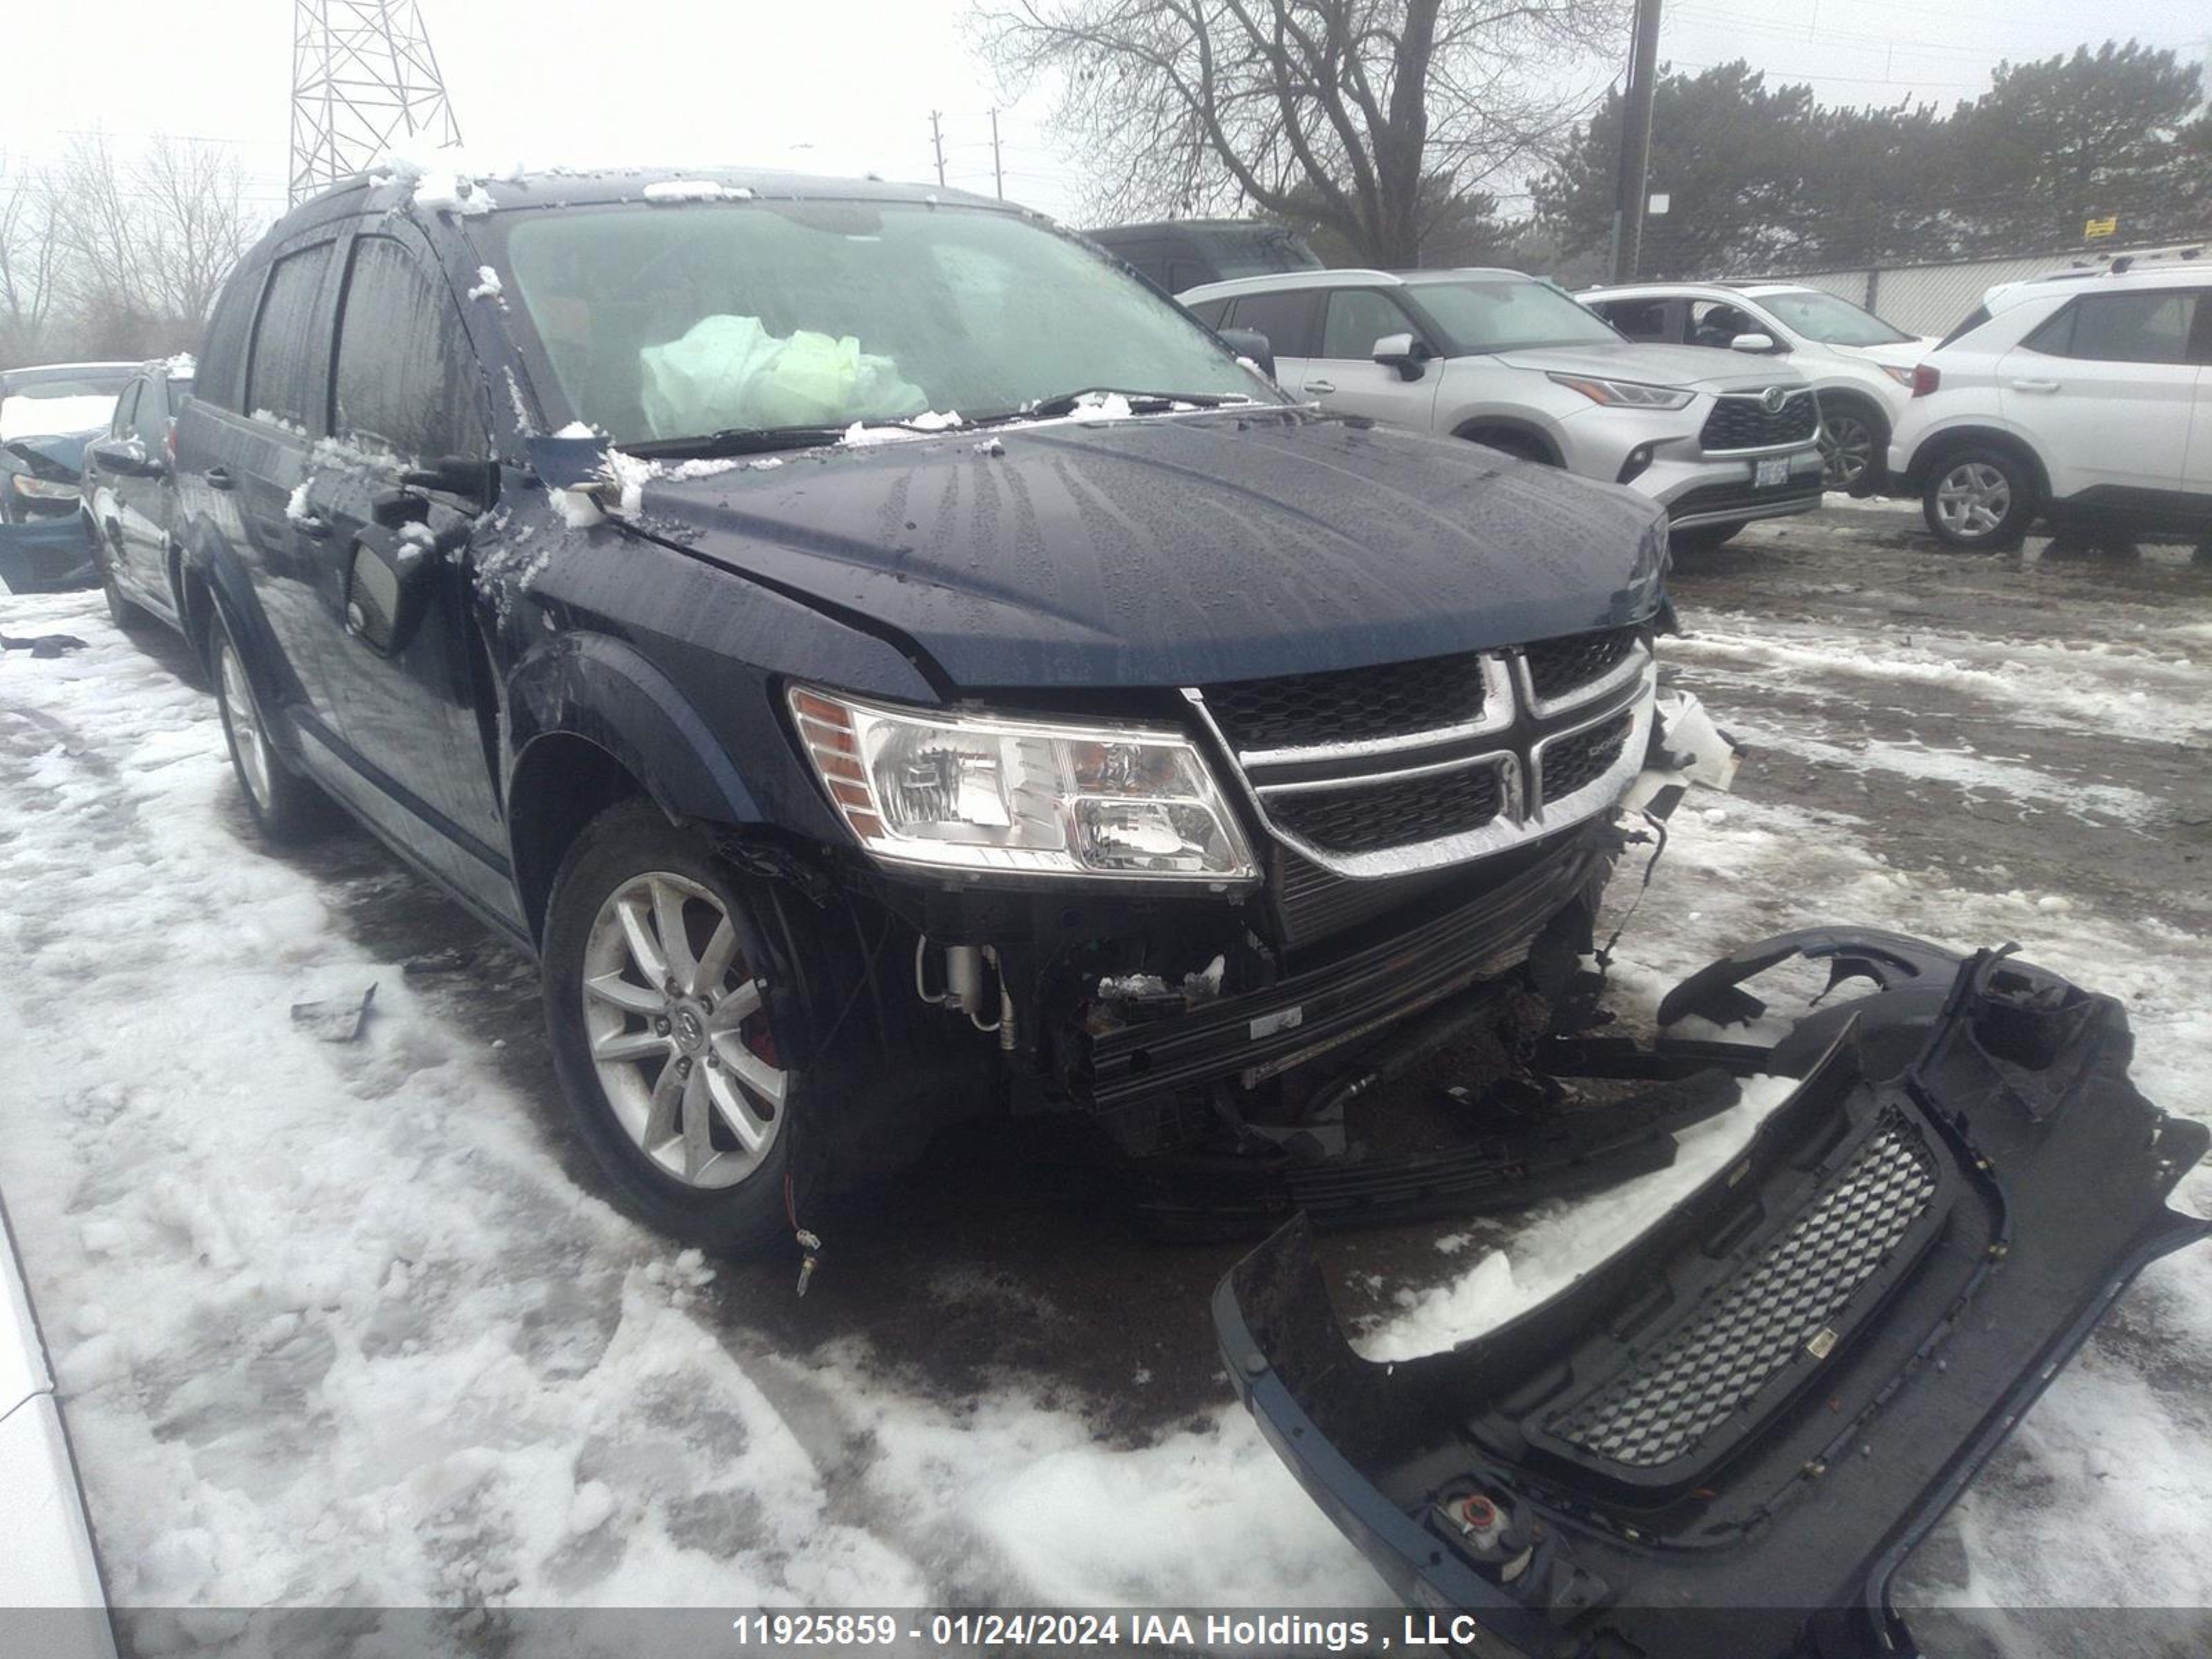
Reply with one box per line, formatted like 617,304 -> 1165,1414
0,501 -> 2206,1653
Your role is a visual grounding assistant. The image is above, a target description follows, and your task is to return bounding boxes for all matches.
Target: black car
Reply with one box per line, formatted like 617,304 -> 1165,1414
162,167 -> 2202,1658
82,357 -> 196,632
1085,218 -> 1322,296
0,361 -> 134,591
170,166 -> 1667,1250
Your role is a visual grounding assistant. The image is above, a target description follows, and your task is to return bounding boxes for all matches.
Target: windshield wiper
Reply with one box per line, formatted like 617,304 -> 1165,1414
624,425 -> 850,460
969,388 -> 1253,426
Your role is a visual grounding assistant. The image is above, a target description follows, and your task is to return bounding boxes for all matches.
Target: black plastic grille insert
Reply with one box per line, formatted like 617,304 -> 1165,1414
1524,628 -> 1638,702
1202,650 -> 1487,752
1550,1112 -> 1938,1469
1268,763 -> 1504,855
1539,711 -> 1634,803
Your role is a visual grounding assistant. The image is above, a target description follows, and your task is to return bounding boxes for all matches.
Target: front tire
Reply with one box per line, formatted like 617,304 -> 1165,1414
1817,395 -> 1886,495
541,800 -> 807,1250
1923,447 -> 2036,550
210,611 -> 325,843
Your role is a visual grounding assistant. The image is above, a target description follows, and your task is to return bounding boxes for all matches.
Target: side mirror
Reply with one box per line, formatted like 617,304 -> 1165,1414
345,530 -> 438,657
88,436 -> 161,478
1217,327 -> 1276,384
1729,332 -> 1781,354
1371,332 -> 1429,380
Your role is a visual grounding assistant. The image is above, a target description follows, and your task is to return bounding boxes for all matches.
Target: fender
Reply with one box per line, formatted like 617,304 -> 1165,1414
505,629 -> 765,831
1895,415 -> 2053,496
1446,411 -> 1565,467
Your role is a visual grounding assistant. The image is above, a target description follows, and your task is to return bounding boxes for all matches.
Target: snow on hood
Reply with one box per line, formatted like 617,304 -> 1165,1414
1490,339 -> 1808,391
0,394 -> 116,442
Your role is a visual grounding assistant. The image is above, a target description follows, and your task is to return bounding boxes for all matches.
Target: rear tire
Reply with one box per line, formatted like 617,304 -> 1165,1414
1669,521 -> 1743,554
210,611 -> 326,843
1922,447 -> 2036,550
541,800 -> 812,1251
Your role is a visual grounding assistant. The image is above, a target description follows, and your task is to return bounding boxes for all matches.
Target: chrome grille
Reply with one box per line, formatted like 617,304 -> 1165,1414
1188,623 -> 1656,898
1550,1113 -> 1939,1469
1700,389 -> 1818,452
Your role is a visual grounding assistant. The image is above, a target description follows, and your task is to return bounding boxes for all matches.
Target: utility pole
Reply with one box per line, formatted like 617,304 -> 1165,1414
1608,0 -> 1663,283
929,111 -> 947,187
289,0 -> 462,206
990,108 -> 1004,200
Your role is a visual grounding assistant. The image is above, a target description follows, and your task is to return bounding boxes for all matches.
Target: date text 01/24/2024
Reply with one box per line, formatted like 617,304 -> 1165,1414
727,1612 -> 1421,1649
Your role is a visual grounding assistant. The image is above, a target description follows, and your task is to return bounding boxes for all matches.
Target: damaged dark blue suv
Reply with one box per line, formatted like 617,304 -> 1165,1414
171,163 -> 1668,1248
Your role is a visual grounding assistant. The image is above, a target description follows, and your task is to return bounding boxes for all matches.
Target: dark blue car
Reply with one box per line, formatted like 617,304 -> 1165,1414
0,362 -> 133,592
165,163 -> 1665,1253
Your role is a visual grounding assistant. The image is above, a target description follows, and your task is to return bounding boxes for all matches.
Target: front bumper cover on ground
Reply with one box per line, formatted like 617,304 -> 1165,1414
0,512 -> 93,593
1215,930 -> 2208,1659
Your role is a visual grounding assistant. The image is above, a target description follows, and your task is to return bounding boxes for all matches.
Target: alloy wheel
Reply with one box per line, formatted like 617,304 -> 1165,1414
217,638 -> 274,810
1819,413 -> 1876,491
1933,461 -> 2012,540
578,872 -> 787,1189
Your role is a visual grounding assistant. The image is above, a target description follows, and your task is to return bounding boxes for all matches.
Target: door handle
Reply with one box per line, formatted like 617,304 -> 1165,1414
2009,378 -> 2060,393
1305,379 -> 1338,395
205,466 -> 236,490
294,514 -> 332,539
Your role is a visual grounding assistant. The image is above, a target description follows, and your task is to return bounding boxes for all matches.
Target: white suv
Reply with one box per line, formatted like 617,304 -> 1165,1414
1888,263 -> 2212,550
1179,268 -> 1826,550
1580,281 -> 1928,494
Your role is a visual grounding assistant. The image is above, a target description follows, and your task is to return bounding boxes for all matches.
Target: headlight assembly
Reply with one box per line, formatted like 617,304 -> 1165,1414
787,686 -> 1257,881
1547,374 -> 1695,411
10,472 -> 78,500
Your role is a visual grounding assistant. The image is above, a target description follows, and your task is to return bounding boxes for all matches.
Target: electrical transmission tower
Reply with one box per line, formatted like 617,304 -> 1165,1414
289,1 -> 462,205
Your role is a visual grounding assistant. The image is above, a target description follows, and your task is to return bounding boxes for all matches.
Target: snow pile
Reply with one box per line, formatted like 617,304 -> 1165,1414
641,180 -> 756,203
0,393 -> 116,440
466,267 -> 505,304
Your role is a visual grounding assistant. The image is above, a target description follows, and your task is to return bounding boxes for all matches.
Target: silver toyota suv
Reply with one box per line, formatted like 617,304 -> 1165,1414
1181,268 -> 1827,550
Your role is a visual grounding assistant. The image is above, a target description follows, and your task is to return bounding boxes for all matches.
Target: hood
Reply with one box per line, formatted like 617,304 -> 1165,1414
1836,337 -> 1934,368
628,409 -> 1667,691
1,434 -> 88,483
1492,339 -> 1802,393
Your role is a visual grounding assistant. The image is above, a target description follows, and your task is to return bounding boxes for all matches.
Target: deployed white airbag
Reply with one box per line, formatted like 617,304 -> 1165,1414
638,315 -> 924,437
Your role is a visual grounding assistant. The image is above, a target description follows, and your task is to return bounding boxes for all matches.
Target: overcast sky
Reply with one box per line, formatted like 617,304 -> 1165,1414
2,0 -> 2206,229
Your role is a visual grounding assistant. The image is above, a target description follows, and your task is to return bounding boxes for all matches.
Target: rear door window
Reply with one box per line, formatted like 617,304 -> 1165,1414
330,235 -> 483,463
245,244 -> 335,429
2025,291 -> 2197,364
1224,290 -> 1322,359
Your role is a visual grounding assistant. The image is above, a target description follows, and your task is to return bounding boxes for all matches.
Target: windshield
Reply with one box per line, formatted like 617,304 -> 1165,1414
1756,290 -> 1913,346
1405,278 -> 1622,354
1184,225 -> 1322,279
496,200 -> 1277,446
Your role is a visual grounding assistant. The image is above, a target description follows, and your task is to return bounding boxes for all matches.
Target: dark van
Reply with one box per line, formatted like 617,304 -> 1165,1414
1084,218 -> 1321,295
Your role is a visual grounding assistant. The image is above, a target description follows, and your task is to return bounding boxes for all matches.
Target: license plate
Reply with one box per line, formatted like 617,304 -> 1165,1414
1754,456 -> 1790,489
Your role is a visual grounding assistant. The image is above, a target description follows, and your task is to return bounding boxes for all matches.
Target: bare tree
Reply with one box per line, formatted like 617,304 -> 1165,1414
977,0 -> 1627,265
0,155 -> 66,365
37,133 -> 266,362
133,137 -> 259,328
